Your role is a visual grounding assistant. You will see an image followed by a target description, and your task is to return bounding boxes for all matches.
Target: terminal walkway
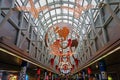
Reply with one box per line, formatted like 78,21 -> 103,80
0,0 -> 120,80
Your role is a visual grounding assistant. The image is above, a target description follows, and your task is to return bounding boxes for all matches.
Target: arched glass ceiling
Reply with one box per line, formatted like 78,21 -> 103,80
15,0 -> 103,40
14,0 -> 106,73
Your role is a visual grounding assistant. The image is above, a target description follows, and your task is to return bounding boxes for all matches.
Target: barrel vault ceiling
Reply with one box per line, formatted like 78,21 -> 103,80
13,0 -> 105,74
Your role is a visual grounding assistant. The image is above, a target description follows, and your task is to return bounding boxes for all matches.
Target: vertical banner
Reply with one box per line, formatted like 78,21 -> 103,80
37,68 -> 41,80
99,60 -> 107,80
82,70 -> 86,80
19,61 -> 28,80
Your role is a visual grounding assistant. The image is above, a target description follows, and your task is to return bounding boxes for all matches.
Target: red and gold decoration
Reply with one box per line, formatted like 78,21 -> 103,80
45,23 -> 79,73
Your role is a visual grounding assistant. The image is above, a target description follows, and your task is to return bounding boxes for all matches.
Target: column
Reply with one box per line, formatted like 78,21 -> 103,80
99,60 -> 107,80
19,61 -> 28,80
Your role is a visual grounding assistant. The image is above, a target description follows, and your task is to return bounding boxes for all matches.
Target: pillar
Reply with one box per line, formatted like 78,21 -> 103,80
19,61 -> 28,80
99,60 -> 107,80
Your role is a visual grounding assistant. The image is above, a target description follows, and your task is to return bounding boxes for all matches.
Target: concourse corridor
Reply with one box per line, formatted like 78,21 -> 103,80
0,0 -> 120,80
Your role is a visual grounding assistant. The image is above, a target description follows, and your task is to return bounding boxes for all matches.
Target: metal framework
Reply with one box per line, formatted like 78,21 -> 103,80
0,0 -> 120,74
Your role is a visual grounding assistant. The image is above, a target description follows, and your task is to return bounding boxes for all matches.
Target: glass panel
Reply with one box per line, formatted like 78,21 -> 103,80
53,21 -> 57,24
51,5 -> 55,8
21,0 -> 25,3
58,20 -> 61,23
56,9 -> 61,14
69,11 -> 73,15
63,3 -> 68,6
57,16 -> 62,19
50,10 -> 55,16
52,17 -> 56,21
63,20 -> 67,23
63,16 -> 68,19
69,0 -> 74,2
35,2 -> 39,8
40,0 -> 46,6
69,16 -> 72,20
69,4 -> 74,8
63,9 -> 68,14
47,19 -> 51,24
83,0 -> 88,6
48,0 -> 53,3
45,13 -> 50,19
69,21 -> 72,24
41,18 -> 45,22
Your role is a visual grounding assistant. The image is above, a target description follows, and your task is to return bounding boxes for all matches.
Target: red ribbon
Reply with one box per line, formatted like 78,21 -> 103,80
50,58 -> 54,66
67,39 -> 72,47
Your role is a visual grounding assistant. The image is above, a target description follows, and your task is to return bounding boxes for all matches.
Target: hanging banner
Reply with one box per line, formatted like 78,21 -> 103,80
87,67 -> 92,75
19,61 -> 28,80
50,58 -> 54,67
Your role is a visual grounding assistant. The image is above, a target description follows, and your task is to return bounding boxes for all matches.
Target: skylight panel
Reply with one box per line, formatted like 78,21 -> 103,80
41,18 -> 45,22
63,3 -> 68,6
91,0 -> 97,7
45,13 -> 50,19
53,21 -> 57,24
35,2 -> 39,8
83,0 -> 88,6
56,9 -> 61,14
63,20 -> 67,23
55,4 -> 61,7
52,17 -> 56,21
40,28 -> 44,35
48,0 -> 53,3
17,0 -> 23,6
50,10 -> 56,16
63,16 -> 67,19
69,21 -> 72,24
63,9 -> 68,14
69,11 -> 73,15
51,5 -> 55,8
58,20 -> 61,23
40,0 -> 46,6
47,19 -> 51,24
69,0 -> 74,2
69,16 -> 73,20
21,0 -> 25,3
26,2 -> 31,7
74,19 -> 78,23
69,4 -> 74,8
48,24 -> 52,27
64,20 -> 68,23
